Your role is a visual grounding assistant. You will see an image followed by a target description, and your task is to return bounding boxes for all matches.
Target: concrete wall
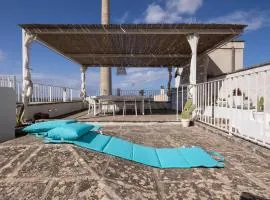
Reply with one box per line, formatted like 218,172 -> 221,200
207,41 -> 244,77
0,87 -> 15,142
180,41 -> 245,85
26,101 -> 86,120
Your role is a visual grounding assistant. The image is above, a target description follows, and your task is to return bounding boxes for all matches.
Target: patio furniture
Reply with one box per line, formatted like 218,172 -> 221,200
147,98 -> 152,114
86,96 -> 100,115
123,98 -> 137,116
93,95 -> 151,116
41,122 -> 225,169
100,100 -> 117,116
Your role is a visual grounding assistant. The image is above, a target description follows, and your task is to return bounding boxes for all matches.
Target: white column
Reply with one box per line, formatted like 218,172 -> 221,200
174,67 -> 183,88
187,33 -> 199,103
80,65 -> 87,100
175,67 -> 183,121
22,29 -> 36,121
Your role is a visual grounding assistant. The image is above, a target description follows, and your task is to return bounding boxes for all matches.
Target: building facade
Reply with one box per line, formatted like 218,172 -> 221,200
179,41 -> 245,84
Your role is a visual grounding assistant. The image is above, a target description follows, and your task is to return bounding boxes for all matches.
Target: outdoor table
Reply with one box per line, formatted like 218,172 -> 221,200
92,95 -> 152,116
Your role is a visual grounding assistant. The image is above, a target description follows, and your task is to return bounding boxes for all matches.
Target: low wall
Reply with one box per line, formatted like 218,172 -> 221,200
26,101 -> 86,120
0,87 -> 15,142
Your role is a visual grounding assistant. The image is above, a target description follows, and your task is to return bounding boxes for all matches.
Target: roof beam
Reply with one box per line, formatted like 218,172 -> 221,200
67,53 -> 190,58
84,64 -> 183,67
24,29 -> 244,35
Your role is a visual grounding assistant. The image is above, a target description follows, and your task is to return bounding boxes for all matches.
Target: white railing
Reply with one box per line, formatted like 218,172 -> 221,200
0,75 -> 16,89
195,68 -> 270,148
0,75 -> 81,103
93,88 -> 172,102
170,85 -> 188,112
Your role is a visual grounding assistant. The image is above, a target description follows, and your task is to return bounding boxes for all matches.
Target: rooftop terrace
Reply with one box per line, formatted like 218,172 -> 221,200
0,123 -> 269,199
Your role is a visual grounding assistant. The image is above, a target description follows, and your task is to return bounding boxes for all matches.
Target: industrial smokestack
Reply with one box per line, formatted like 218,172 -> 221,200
101,0 -> 110,24
100,0 -> 112,95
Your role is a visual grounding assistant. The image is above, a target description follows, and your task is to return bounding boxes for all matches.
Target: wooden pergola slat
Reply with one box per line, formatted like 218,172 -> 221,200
19,23 -> 246,67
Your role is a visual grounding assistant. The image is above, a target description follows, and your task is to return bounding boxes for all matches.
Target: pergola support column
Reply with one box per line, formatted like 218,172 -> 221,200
167,66 -> 173,93
187,33 -> 199,104
22,29 -> 36,121
80,65 -> 87,100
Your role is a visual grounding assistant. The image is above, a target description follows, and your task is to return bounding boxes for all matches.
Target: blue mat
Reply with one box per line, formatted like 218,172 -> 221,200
44,131 -> 224,169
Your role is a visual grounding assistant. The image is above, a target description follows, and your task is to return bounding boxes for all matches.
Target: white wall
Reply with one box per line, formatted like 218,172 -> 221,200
26,101 -> 86,120
210,63 -> 270,113
208,41 -> 245,76
0,87 -> 15,142
180,41 -> 245,85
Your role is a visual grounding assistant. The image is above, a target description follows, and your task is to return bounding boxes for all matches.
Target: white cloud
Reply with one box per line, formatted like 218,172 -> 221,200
0,49 -> 6,62
166,0 -> 203,15
115,68 -> 168,89
126,67 -> 155,73
116,11 -> 129,23
208,10 -> 270,31
15,70 -> 100,92
139,0 -> 203,23
145,4 -> 167,23
136,1 -> 269,32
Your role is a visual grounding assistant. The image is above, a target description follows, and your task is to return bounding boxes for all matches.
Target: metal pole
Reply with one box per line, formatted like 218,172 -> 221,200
176,87 -> 179,121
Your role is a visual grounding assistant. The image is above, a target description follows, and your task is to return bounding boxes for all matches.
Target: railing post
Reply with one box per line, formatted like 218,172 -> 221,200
176,87 -> 179,121
70,89 -> 73,101
63,88 -> 67,102
49,86 -> 52,102
17,82 -> 20,103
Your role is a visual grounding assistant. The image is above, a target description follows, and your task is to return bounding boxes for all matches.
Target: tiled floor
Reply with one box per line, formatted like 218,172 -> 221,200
0,124 -> 270,199
64,110 -> 178,122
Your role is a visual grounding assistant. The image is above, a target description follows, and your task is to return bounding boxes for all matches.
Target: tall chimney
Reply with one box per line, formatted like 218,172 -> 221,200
100,0 -> 112,95
101,0 -> 110,24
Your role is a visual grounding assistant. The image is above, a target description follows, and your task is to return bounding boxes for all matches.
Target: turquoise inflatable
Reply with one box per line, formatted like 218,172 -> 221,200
43,129 -> 224,169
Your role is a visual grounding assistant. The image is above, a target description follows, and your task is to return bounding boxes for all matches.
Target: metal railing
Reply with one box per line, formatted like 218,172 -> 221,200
170,85 -> 188,112
0,75 -> 81,103
29,83 -> 81,103
93,88 -> 172,103
195,67 -> 270,148
0,75 -> 16,88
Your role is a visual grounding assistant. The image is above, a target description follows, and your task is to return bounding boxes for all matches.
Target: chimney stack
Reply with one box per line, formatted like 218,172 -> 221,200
100,0 -> 112,95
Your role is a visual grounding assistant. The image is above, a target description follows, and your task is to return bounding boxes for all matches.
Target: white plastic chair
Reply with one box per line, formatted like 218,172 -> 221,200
86,96 -> 99,115
123,98 -> 137,116
100,100 -> 117,116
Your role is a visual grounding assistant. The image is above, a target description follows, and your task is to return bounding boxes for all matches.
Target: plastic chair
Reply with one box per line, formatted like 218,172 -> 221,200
123,98 -> 137,116
86,96 -> 100,115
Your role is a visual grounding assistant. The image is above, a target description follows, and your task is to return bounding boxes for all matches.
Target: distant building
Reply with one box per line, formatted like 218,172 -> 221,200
179,41 -> 245,84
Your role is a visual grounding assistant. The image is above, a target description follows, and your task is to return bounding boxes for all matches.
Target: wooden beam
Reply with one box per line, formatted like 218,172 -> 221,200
66,53 -> 190,58
35,36 -> 81,66
25,28 -> 244,35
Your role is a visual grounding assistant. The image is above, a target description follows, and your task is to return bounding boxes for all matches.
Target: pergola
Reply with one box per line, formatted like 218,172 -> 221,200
20,23 -> 246,119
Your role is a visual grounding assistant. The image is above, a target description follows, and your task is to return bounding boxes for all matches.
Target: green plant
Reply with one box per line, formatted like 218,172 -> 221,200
181,99 -> 195,119
257,96 -> 264,112
16,105 -> 24,127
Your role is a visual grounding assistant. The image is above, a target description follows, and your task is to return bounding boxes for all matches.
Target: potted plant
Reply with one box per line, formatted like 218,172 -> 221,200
232,88 -> 242,107
253,96 -> 265,122
15,105 -> 28,137
257,96 -> 264,112
181,99 -> 195,127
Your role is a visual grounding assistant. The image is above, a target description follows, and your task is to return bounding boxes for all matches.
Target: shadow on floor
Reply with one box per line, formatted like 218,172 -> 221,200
240,192 -> 270,200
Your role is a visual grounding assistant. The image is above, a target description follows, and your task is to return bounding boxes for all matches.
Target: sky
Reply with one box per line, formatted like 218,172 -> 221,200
0,0 -> 270,94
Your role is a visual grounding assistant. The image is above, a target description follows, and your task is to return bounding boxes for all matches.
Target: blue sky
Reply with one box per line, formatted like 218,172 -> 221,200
0,0 -> 270,93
